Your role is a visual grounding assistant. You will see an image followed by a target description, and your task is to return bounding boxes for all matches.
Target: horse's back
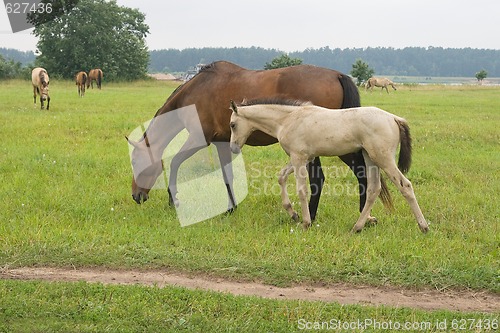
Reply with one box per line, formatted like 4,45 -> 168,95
32,67 -> 48,86
162,61 -> 354,144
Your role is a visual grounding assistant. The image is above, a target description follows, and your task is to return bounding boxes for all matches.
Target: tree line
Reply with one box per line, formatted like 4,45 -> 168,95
150,46 -> 500,77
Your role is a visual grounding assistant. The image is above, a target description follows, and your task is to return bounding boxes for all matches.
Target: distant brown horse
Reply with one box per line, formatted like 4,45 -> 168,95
128,61 -> 392,222
366,77 -> 397,93
75,71 -> 87,97
87,68 -> 103,89
31,67 -> 50,110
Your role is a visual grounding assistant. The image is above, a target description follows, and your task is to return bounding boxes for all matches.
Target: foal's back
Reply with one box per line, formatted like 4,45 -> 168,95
279,106 -> 402,157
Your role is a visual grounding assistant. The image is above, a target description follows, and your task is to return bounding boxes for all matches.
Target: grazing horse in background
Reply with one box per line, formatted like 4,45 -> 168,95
31,67 -> 50,110
366,77 -> 397,93
75,71 -> 87,97
127,61 -> 392,222
87,68 -> 103,89
229,99 -> 428,233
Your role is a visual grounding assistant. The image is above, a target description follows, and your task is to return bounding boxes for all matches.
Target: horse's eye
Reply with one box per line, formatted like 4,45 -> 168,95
230,122 -> 236,129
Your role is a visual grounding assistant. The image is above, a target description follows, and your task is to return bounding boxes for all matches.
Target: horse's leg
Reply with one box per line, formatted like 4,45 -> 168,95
214,141 -> 237,213
46,96 -> 50,110
40,93 -> 44,109
168,133 -> 208,207
380,163 -> 429,233
33,86 -> 37,107
291,155 -> 311,229
352,152 -> 381,232
278,162 -> 298,221
339,151 -> 378,223
307,157 -> 324,221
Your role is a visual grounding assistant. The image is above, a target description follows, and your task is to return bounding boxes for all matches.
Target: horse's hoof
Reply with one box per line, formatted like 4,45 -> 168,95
302,222 -> 311,230
291,212 -> 299,222
419,224 -> 429,233
225,207 -> 236,215
351,226 -> 363,233
367,216 -> 378,225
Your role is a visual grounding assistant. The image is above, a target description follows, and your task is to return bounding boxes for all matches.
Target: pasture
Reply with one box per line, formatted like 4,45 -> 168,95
0,79 -> 498,331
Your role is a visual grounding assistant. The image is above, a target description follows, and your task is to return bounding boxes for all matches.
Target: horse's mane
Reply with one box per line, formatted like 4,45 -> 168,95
38,70 -> 48,86
240,97 -> 312,107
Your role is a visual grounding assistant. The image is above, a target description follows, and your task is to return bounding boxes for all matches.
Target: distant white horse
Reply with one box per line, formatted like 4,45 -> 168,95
366,77 -> 397,93
31,67 -> 50,110
229,99 -> 428,233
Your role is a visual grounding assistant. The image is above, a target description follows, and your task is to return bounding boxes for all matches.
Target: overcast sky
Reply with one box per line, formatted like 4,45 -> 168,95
1,0 -> 499,52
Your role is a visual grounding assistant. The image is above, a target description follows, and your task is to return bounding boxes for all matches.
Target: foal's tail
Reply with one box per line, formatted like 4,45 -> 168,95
395,118 -> 412,174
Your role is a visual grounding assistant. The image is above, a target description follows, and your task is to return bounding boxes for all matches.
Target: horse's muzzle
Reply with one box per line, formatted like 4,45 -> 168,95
132,191 -> 149,204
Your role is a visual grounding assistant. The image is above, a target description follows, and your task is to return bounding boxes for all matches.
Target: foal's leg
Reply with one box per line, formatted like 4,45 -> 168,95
278,162 -> 298,221
381,164 -> 429,233
352,152 -> 381,232
291,156 -> 312,229
214,141 -> 237,213
339,152 -> 377,223
33,86 -> 37,107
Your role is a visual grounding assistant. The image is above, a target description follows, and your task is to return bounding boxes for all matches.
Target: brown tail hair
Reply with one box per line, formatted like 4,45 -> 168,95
395,118 -> 412,174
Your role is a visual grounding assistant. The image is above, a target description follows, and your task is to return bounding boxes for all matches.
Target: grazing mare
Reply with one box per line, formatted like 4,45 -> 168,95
366,77 -> 397,93
31,67 -> 50,110
76,71 -> 87,97
128,61 -> 391,221
229,99 -> 428,233
87,68 -> 103,89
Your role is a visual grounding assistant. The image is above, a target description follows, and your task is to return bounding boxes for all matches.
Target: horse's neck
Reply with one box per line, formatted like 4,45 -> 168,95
243,106 -> 290,138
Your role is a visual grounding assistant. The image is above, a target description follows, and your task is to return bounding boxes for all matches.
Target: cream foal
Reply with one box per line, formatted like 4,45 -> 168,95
229,99 -> 428,233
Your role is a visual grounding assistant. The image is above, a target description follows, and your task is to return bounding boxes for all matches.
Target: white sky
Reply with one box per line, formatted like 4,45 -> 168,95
1,0 -> 499,52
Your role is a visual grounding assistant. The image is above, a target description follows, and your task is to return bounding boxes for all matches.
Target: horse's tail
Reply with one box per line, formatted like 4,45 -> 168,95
338,73 -> 361,108
97,70 -> 102,88
395,118 -> 412,174
83,73 -> 87,84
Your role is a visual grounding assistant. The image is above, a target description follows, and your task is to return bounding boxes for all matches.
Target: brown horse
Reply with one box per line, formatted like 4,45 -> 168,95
366,77 -> 397,93
31,67 -> 50,110
87,68 -> 103,89
128,61 -> 391,221
75,71 -> 87,97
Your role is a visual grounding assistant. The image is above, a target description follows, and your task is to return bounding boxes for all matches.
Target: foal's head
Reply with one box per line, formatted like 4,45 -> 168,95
229,100 -> 254,154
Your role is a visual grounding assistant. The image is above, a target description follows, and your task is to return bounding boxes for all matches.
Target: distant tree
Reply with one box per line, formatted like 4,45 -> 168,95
350,59 -> 374,86
264,54 -> 303,69
475,69 -> 488,83
32,0 -> 149,80
0,54 -> 30,79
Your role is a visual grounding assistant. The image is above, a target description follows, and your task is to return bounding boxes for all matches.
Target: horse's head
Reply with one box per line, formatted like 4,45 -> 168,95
229,100 -> 253,154
40,81 -> 49,101
127,136 -> 164,204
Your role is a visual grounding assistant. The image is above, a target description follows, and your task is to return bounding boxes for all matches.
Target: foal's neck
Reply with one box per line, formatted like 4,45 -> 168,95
243,105 -> 290,138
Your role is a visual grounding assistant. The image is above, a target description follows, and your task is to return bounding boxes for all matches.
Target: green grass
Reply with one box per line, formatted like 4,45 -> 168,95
1,279 -> 498,333
0,80 -> 499,331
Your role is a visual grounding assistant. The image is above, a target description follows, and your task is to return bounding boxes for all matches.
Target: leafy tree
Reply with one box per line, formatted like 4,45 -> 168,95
32,0 -> 149,80
475,69 -> 488,83
350,59 -> 374,86
264,54 -> 303,69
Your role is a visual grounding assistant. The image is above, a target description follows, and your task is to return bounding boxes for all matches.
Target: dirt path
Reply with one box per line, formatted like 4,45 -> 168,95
1,267 -> 499,313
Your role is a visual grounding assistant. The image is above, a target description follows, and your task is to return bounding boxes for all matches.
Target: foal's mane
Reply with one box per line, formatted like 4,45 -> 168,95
240,97 -> 311,107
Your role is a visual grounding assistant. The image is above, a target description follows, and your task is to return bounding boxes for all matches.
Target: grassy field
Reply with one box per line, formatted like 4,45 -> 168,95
0,80 -> 498,331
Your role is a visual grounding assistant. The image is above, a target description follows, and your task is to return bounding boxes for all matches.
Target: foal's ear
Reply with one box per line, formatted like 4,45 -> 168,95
230,100 -> 238,113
